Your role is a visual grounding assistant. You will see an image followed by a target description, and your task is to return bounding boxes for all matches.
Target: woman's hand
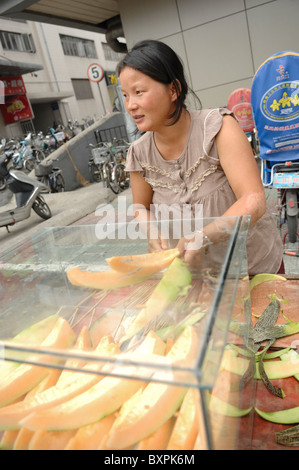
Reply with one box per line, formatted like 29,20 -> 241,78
148,236 -> 169,252
176,231 -> 207,267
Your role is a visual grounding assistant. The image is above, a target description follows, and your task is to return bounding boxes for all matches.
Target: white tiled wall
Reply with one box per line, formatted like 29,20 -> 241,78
119,0 -> 299,108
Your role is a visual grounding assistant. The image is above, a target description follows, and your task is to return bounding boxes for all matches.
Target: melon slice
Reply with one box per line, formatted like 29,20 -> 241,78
65,413 -> 116,450
20,331 -> 166,432
0,429 -> 19,450
167,388 -> 199,450
249,273 -> 287,291
136,417 -> 174,450
105,248 -> 180,274
9,332 -> 90,449
0,314 -> 59,380
119,257 -> 192,344
106,325 -> 198,450
0,317 -> 75,408
29,429 -> 77,450
0,336 -> 119,431
66,266 -> 152,290
13,369 -> 62,450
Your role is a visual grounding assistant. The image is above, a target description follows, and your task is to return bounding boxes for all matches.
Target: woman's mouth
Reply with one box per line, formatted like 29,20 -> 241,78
132,114 -> 144,124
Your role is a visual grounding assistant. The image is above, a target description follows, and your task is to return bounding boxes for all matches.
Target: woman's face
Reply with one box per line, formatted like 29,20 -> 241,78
119,66 -> 177,132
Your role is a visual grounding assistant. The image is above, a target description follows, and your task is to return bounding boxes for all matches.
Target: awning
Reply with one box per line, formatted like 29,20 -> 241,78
0,58 -> 44,77
28,91 -> 74,104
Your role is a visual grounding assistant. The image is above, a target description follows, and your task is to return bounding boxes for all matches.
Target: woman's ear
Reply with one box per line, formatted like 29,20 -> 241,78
170,79 -> 181,102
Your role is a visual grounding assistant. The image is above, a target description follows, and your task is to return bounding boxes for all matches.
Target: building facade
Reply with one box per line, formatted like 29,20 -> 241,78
0,17 -> 125,138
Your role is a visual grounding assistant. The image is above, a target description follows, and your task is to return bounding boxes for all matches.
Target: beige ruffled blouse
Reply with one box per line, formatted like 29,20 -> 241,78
125,108 -> 283,274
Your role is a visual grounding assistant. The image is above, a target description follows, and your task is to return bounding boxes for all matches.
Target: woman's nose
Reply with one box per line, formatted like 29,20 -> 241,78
126,97 -> 137,111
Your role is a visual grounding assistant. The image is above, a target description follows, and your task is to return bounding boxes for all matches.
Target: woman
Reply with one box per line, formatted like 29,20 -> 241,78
117,40 -> 284,274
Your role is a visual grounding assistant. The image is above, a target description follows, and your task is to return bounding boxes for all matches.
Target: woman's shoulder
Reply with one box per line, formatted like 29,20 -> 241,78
190,107 -> 234,122
130,131 -> 153,150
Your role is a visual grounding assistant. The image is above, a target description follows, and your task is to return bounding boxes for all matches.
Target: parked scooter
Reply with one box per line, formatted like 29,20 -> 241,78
34,160 -> 65,193
251,50 -> 299,243
0,151 -> 52,231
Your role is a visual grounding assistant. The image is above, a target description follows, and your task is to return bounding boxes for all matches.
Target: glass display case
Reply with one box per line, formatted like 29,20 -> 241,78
0,215 -> 254,451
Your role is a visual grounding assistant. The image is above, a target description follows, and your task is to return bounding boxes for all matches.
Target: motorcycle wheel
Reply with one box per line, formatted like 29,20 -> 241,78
0,175 -> 6,191
54,173 -> 65,192
32,195 -> 52,220
24,158 -> 35,172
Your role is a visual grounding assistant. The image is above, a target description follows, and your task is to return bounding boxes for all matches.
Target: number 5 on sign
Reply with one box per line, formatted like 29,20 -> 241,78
87,63 -> 104,83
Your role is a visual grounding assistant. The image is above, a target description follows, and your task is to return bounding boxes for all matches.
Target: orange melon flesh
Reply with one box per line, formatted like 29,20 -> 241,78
29,429 -> 77,450
136,417 -> 174,450
0,314 -> 60,380
0,317 -> 75,408
106,325 -> 198,449
66,266 -> 152,290
167,388 -> 199,450
105,248 -> 180,274
20,331 -> 166,432
0,429 -> 19,450
13,369 -> 62,450
0,336 -> 120,431
65,413 -> 116,450
11,329 -> 89,449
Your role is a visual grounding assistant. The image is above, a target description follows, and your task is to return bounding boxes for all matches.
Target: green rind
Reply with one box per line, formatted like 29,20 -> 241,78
208,394 -> 252,418
255,406 -> 299,424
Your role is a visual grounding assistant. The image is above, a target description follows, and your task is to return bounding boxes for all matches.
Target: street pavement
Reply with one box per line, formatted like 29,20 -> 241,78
0,182 -> 121,257
0,183 -> 298,275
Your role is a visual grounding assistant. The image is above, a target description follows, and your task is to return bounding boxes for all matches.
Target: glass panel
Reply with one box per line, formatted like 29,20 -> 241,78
0,216 -> 253,449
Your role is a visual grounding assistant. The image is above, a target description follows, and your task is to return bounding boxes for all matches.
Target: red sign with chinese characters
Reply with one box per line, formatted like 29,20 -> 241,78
0,76 -> 27,96
227,88 -> 254,133
0,94 -> 33,124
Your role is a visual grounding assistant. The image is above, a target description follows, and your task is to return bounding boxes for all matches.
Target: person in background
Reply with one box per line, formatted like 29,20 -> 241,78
116,39 -> 284,275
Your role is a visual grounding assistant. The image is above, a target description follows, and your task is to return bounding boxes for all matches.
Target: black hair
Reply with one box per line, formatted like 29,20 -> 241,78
117,39 -> 201,126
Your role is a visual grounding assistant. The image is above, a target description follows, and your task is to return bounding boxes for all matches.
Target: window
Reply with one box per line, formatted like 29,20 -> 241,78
60,35 -> 97,58
102,42 -> 126,62
71,79 -> 93,100
0,31 -> 35,52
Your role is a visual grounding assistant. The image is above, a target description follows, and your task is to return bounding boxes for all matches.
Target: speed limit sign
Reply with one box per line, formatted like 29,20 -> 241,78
87,63 -> 104,83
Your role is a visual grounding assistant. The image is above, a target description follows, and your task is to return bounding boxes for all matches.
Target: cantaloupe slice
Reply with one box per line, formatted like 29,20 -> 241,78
136,417 -> 174,450
0,429 -> 19,450
20,331 -> 166,432
0,314 -> 59,381
167,388 -> 199,450
29,429 -> 77,450
106,325 -> 198,450
119,258 -> 192,344
0,336 -> 119,431
105,248 -> 180,274
13,369 -> 62,450
65,413 -> 116,450
66,266 -> 153,290
11,329 -> 89,449
0,317 -> 75,408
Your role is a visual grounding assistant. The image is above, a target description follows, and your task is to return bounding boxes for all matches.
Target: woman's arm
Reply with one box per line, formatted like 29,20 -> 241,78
216,114 -> 266,225
177,115 -> 266,263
